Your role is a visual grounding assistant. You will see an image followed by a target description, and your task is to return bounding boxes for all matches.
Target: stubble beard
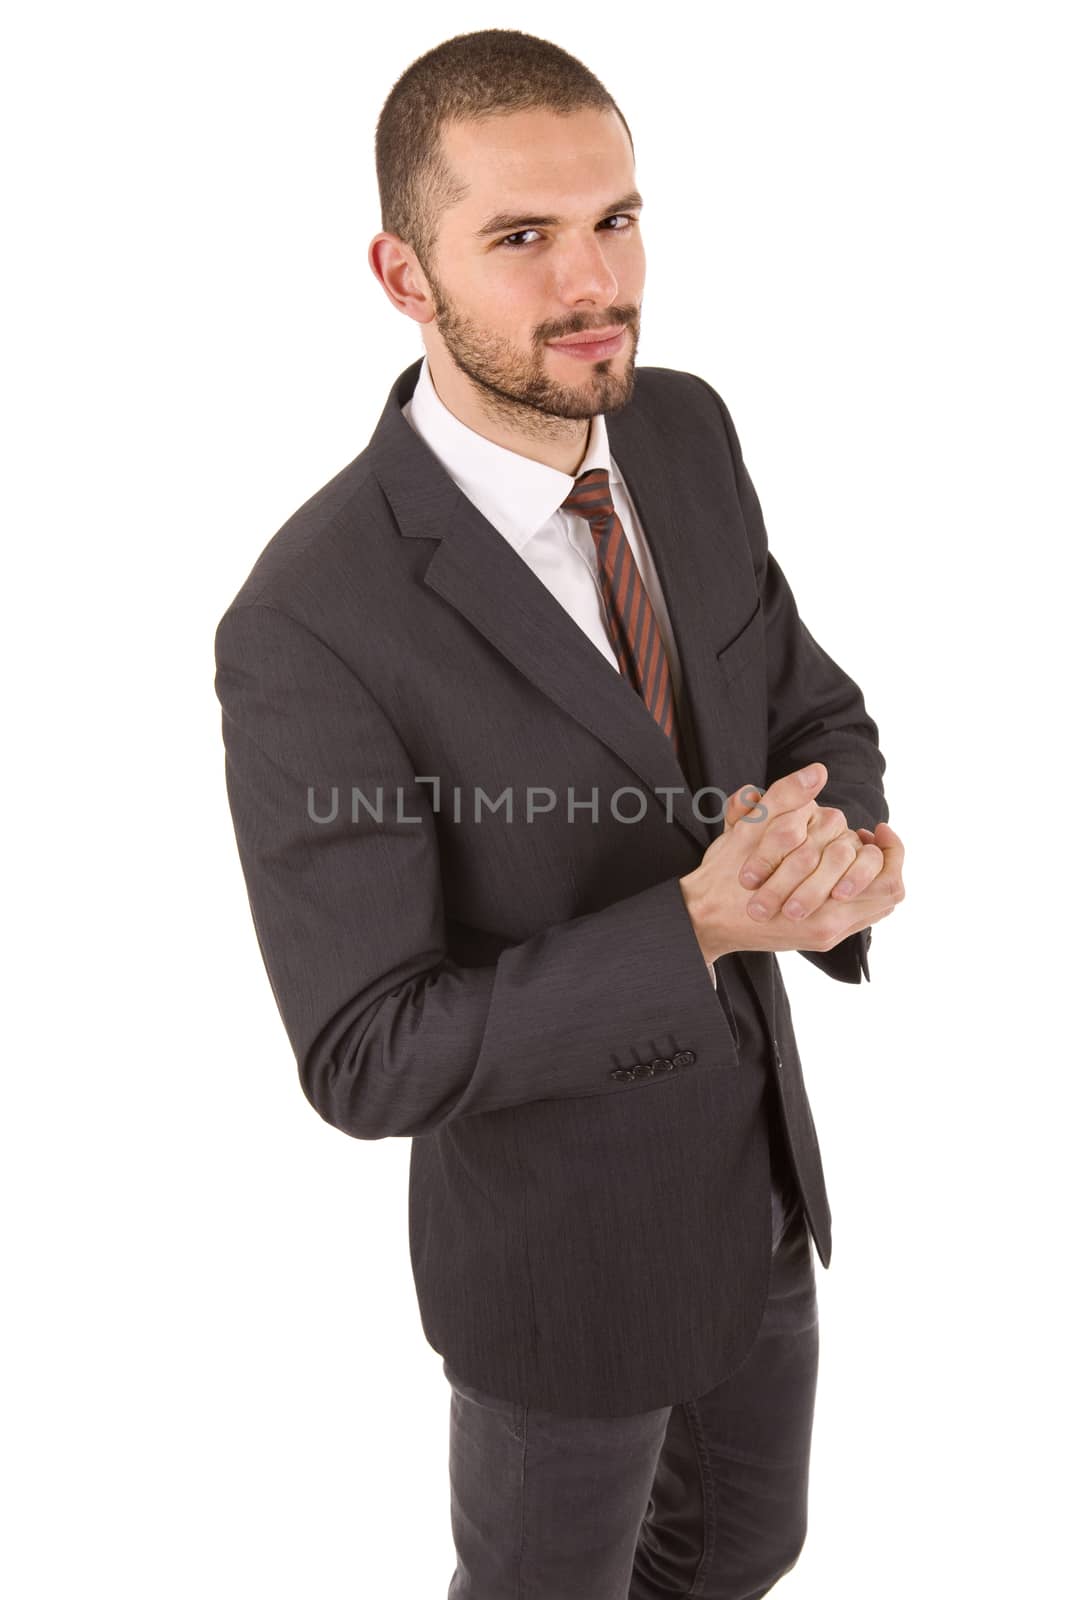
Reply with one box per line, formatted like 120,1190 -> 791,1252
423,260 -> 640,437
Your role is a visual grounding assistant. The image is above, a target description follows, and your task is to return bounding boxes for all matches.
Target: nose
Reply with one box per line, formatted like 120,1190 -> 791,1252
553,233 -> 620,308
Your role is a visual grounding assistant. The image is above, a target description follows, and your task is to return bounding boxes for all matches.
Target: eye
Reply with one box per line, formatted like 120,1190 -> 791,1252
498,213 -> 640,250
601,213 -> 639,234
499,229 -> 541,250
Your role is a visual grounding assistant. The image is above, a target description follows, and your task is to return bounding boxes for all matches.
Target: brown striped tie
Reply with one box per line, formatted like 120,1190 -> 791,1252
561,467 -> 683,760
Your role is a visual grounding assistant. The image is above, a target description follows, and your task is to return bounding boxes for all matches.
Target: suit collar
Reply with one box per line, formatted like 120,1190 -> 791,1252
369,358 -> 747,855
402,354 -> 621,556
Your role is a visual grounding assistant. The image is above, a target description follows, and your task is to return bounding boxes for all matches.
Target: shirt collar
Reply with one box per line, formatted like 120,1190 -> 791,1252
402,354 -> 621,554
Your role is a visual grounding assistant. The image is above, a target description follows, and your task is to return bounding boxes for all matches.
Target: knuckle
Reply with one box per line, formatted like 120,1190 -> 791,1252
805,839 -> 826,870
792,841 -> 821,874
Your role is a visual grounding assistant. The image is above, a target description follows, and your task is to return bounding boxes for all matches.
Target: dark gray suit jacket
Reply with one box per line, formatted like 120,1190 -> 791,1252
214,358 -> 888,1416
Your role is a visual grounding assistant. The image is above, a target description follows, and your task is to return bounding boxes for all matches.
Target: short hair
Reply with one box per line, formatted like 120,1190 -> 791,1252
374,29 -> 634,277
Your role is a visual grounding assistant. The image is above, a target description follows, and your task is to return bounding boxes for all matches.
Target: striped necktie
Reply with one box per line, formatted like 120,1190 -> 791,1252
561,467 -> 683,760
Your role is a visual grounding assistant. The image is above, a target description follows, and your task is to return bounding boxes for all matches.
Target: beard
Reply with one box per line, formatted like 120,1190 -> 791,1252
422,259 -> 641,425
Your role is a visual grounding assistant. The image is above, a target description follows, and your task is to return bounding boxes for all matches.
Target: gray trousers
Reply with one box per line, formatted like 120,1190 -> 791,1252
444,1178 -> 818,1599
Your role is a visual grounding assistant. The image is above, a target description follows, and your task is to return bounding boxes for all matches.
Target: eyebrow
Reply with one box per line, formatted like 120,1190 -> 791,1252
474,191 -> 644,239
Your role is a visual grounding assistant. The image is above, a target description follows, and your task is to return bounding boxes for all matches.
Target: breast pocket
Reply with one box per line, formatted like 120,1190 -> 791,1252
716,598 -> 765,687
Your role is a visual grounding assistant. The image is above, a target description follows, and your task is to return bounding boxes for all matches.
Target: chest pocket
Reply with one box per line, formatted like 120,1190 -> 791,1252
716,598 -> 764,686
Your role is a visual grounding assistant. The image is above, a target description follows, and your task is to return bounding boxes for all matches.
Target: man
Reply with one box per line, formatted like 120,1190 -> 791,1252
214,28 -> 903,1599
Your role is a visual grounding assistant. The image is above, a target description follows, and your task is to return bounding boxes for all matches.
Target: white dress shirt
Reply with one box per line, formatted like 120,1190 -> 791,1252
401,354 -> 717,989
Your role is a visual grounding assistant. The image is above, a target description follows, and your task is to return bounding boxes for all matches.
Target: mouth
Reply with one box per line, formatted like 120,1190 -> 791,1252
546,326 -> 628,362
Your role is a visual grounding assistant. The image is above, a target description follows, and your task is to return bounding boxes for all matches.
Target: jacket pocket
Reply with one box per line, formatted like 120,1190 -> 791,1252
716,598 -> 764,687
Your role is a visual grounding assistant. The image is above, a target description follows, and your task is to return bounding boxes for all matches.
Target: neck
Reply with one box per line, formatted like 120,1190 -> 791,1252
425,355 -> 593,475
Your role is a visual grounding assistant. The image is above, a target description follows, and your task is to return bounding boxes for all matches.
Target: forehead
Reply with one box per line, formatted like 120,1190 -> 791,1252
440,107 -> 634,210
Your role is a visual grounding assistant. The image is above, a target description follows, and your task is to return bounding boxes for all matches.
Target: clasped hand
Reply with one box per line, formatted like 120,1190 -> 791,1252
679,762 -> 905,963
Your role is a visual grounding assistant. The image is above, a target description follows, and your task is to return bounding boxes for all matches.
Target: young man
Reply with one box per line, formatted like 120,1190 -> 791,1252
214,28 -> 903,1599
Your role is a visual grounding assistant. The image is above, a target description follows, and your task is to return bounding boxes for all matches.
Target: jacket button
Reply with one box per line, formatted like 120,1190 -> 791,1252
673,1050 -> 695,1068
651,1056 -> 674,1075
610,1067 -> 635,1082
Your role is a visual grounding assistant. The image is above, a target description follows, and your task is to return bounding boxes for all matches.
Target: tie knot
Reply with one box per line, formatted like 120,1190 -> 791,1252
561,467 -> 614,525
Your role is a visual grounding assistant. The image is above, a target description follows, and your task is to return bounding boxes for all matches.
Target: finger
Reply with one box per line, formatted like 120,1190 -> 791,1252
868,824 -> 905,900
829,842 -> 885,899
736,801 -> 819,889
825,851 -> 905,918
758,763 -> 829,821
831,823 -> 899,899
732,764 -> 829,850
747,831 -> 861,923
850,825 -> 905,897
723,782 -> 766,831
731,764 -> 829,885
737,797 -> 846,891
872,822 -> 904,860
741,806 -> 852,910
858,822 -> 901,853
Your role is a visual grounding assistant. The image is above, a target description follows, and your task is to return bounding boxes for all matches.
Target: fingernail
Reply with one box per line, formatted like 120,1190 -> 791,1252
749,902 -> 770,920
785,900 -> 805,918
801,764 -> 821,787
740,868 -> 761,887
837,879 -> 855,897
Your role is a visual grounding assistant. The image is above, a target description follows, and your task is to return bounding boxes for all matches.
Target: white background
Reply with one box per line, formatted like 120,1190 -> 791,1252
5,3 -> 1064,1594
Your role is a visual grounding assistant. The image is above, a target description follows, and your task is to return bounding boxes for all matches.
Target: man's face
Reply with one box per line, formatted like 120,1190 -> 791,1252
419,106 -> 644,420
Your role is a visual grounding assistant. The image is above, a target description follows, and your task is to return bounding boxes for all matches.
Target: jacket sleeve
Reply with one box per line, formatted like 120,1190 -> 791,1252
214,601 -> 741,1138
696,376 -> 890,984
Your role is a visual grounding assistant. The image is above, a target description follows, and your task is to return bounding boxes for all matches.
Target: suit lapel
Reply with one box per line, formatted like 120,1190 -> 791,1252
370,361 -> 748,856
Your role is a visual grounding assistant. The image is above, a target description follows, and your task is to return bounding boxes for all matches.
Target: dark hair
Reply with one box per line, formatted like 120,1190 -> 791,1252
374,29 -> 633,276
